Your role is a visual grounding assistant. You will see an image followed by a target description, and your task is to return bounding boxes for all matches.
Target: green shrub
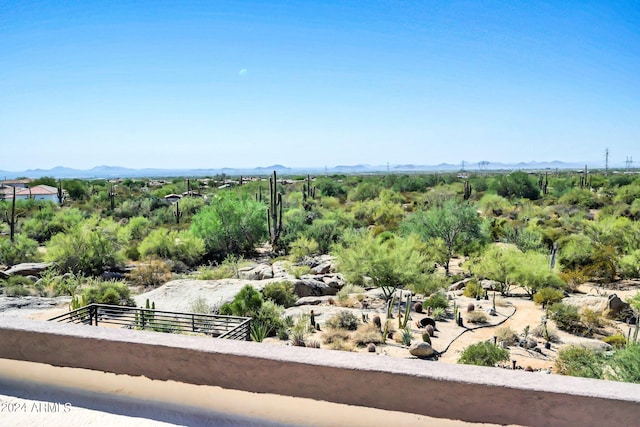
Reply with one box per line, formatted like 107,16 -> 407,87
607,343 -> 640,383
555,345 -> 604,379
189,296 -> 218,314
458,341 -> 510,367
549,302 -> 581,332
262,281 -> 297,308
127,259 -> 172,288
288,236 -> 319,262
254,300 -> 285,337
220,285 -> 263,317
602,334 -> 627,349
351,323 -> 384,346
4,283 -> 31,297
533,287 -> 565,306
82,281 -> 135,306
0,235 -> 40,266
466,311 -> 489,324
326,310 -> 360,331
138,228 -> 205,267
495,326 -> 519,346
463,279 -> 484,299
337,283 -> 366,301
424,292 -> 449,310
431,307 -> 447,321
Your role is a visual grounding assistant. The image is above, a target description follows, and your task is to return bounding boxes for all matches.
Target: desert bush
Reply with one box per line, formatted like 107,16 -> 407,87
0,235 -> 40,266
82,280 -> 135,306
602,334 -> 627,349
288,236 -> 320,262
352,323 -> 384,346
532,323 -> 561,343
533,287 -> 565,306
254,300 -> 286,337
337,283 -> 366,301
3,276 -> 32,296
220,285 -> 263,317
250,322 -> 270,342
210,255 -> 250,279
466,311 -> 489,324
326,310 -> 360,331
431,307 -> 447,321
138,228 -> 205,267
45,217 -> 126,276
400,327 -> 413,346
189,296 -> 219,314
127,259 -> 172,288
607,343 -> 640,383
191,192 -> 267,260
555,345 -> 604,379
581,308 -> 605,335
195,265 -> 216,280
288,264 -> 312,279
262,281 -> 297,308
458,341 -> 510,367
423,292 -> 449,310
495,326 -> 519,346
322,328 -> 351,345
549,302 -> 581,332
463,279 -> 484,299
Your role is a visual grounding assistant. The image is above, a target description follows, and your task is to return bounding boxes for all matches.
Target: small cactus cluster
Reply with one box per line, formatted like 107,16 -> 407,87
414,301 -> 423,313
302,174 -> 316,209
538,172 -> 549,195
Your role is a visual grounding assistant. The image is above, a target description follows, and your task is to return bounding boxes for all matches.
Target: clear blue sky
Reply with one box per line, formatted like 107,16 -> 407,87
1,1 -> 639,171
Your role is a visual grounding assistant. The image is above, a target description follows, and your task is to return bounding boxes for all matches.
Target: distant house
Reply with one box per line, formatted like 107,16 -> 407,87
164,193 -> 182,204
11,185 -> 62,204
0,179 -> 33,189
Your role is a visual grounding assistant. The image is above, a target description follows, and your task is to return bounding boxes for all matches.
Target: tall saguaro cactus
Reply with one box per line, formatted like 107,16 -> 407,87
174,200 -> 183,224
267,171 -> 283,251
57,179 -> 64,206
303,174 -> 316,209
4,186 -> 16,242
463,179 -> 472,200
109,184 -> 117,211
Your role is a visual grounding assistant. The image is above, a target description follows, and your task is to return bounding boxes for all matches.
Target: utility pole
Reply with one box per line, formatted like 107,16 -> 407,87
605,148 -> 609,176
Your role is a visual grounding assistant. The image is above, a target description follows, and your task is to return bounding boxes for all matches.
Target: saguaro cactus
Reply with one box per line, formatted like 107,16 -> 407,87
4,186 -> 16,242
463,180 -> 472,200
303,174 -> 316,207
57,179 -> 64,205
109,184 -> 117,210
174,201 -> 183,224
267,170 -> 283,250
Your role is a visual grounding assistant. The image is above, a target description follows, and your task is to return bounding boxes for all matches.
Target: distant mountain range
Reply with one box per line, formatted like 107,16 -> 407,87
0,160 -> 615,180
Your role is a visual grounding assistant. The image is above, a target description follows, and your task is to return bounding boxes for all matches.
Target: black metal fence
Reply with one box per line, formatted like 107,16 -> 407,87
48,304 -> 251,340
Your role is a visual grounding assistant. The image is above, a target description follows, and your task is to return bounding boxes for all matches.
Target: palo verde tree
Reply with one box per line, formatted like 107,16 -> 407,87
401,199 -> 485,274
190,191 -> 267,260
333,230 -> 435,301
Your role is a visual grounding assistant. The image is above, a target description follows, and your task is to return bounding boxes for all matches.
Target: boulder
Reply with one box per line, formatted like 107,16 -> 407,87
312,262 -> 333,275
294,296 -> 334,306
293,279 -> 338,298
322,274 -> 344,289
238,264 -> 273,280
480,279 -> 499,290
409,341 -> 435,358
448,278 -> 471,292
2,262 -> 53,277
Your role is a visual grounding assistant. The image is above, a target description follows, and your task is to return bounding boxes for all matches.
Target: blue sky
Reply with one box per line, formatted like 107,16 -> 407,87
1,1 -> 639,171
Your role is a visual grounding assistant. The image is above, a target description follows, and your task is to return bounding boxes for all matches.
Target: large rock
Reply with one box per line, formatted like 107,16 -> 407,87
312,262 -> 333,275
321,274 -> 344,290
238,264 -> 273,280
409,341 -> 435,358
448,278 -> 472,292
294,296 -> 334,306
293,278 -> 338,297
2,262 -> 53,277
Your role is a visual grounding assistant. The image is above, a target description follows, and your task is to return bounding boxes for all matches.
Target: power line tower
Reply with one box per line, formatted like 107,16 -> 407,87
626,156 -> 633,171
478,161 -> 489,175
605,148 -> 609,176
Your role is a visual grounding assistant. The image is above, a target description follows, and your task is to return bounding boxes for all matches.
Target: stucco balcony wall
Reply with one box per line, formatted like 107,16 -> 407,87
0,317 -> 638,427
